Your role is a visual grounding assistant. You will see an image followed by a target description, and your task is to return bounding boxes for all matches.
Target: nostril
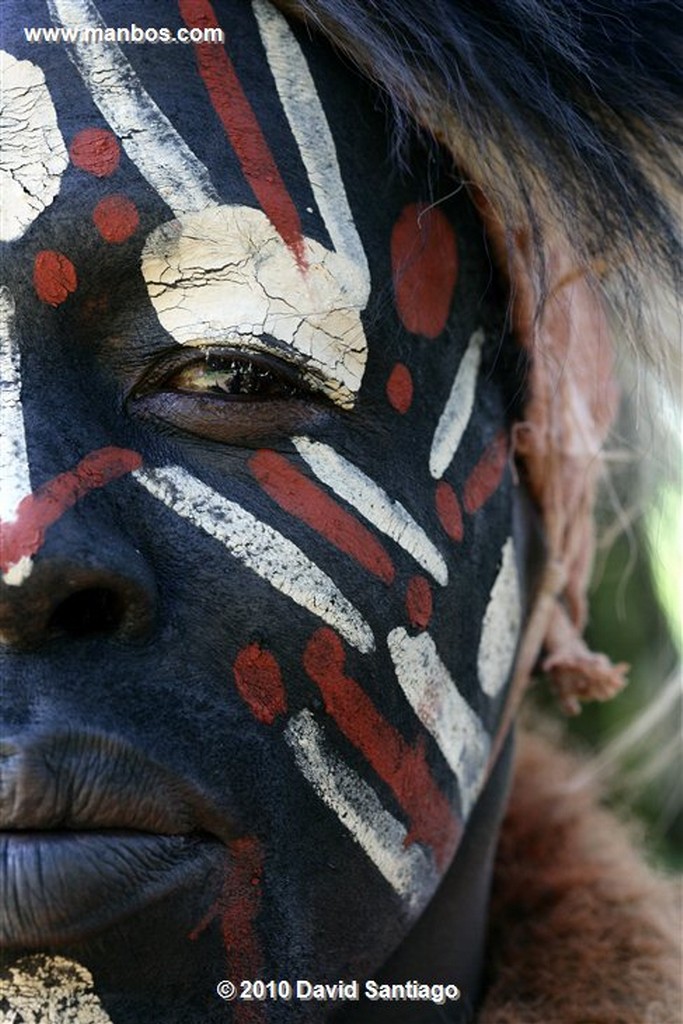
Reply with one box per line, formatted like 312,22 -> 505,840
48,587 -> 126,638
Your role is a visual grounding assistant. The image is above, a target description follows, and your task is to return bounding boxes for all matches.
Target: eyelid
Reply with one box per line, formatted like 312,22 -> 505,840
162,334 -> 355,406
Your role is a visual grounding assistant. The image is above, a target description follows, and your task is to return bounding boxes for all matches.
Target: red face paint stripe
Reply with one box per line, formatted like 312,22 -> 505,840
33,250 -> 78,307
435,480 -> 463,541
391,203 -> 458,338
234,644 -> 287,725
178,0 -> 305,265
386,362 -> 414,413
189,837 -> 266,1024
250,450 -> 395,585
0,448 -> 143,573
303,628 -> 460,868
405,575 -> 432,629
463,431 -> 508,514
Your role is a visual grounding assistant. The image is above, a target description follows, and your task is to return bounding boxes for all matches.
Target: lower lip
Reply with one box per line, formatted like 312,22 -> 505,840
0,831 -> 221,947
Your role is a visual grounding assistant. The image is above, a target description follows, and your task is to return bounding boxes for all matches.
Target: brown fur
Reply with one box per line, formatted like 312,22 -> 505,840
479,728 -> 682,1024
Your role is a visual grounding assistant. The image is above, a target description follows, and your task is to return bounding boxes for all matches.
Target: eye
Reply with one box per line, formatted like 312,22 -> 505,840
169,351 -> 304,401
128,346 -> 334,446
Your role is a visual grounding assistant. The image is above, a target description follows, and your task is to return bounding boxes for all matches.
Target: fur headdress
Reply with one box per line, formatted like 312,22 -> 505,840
276,0 -> 682,713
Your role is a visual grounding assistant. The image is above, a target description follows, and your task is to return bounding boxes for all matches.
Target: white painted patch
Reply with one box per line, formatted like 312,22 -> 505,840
429,328 -> 484,479
141,205 -> 368,407
477,536 -> 521,698
293,437 -> 448,585
0,287 -> 32,589
387,628 -> 489,818
0,50 -> 68,242
0,955 -> 113,1023
134,465 -> 374,653
252,0 -> 370,279
48,0 -> 219,216
285,710 -> 437,908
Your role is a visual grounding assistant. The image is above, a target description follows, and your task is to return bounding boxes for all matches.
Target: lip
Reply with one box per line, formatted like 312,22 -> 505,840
0,829 -> 222,947
0,729 -> 238,947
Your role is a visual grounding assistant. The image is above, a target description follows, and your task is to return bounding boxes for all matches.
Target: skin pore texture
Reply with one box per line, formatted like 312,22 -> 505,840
0,1 -> 532,1021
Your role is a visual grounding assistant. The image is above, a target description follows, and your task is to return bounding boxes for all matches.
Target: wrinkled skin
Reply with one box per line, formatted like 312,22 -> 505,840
0,2 -> 530,1021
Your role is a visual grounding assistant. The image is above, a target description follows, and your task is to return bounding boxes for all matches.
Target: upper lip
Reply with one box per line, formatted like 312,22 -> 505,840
0,728 -> 237,842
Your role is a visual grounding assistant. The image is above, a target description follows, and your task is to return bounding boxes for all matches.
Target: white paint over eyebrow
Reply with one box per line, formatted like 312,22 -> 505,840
387,627 -> 489,818
133,464 -> 374,653
252,0 -> 370,282
285,710 -> 437,908
0,287 -> 31,524
477,537 -> 521,699
141,205 -> 368,406
0,50 -> 68,242
429,328 -> 484,479
1,955 -> 113,1023
293,437 -> 448,585
47,0 -> 219,216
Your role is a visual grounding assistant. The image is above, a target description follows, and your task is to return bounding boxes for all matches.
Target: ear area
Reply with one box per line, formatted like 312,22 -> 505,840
479,202 -> 628,718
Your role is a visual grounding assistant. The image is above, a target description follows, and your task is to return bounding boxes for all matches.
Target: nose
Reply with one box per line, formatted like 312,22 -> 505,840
0,556 -> 155,649
0,476 -> 156,649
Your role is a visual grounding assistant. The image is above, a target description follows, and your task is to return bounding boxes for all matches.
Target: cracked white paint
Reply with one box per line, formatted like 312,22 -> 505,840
430,328 -> 484,479
477,537 -> 521,698
387,628 -> 489,818
0,955 -> 113,1023
0,50 -> 68,242
0,286 -> 30,524
141,206 -> 368,406
285,710 -> 437,908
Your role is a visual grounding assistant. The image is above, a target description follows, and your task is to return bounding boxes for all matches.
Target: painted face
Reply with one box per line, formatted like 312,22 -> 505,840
0,1 -> 527,1020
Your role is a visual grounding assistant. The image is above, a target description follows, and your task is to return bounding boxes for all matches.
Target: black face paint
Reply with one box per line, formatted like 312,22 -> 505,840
0,1 -> 528,1020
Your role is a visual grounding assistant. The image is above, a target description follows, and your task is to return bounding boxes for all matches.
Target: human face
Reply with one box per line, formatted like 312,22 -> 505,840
1,0 -> 525,1019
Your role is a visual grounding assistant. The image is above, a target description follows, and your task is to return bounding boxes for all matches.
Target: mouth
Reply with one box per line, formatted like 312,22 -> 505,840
0,828 -> 223,947
0,729 -> 237,947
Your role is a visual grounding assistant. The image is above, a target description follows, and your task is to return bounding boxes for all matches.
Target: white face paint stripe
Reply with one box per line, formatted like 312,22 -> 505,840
293,437 -> 448,585
285,710 -> 437,908
252,0 -> 369,288
429,328 -> 484,479
0,51 -> 68,243
133,465 -> 374,653
477,537 -> 521,699
387,627 -> 489,818
47,0 -> 219,216
1,956 -> 113,1024
0,287 -> 31,522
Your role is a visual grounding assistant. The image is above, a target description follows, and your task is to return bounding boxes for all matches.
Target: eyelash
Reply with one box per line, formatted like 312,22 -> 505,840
133,345 -> 314,403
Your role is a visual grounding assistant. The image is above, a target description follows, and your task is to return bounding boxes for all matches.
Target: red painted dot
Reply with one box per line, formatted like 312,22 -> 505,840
386,362 -> 414,413
405,575 -> 433,629
93,194 -> 139,243
463,431 -> 508,514
69,128 -> 121,177
33,250 -> 78,307
233,644 -> 287,725
391,203 -> 458,338
435,480 -> 463,541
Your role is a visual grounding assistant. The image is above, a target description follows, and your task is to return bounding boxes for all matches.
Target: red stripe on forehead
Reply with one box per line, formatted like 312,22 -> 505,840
250,450 -> 395,584
0,448 -> 142,573
304,628 -> 461,868
179,0 -> 305,265
234,644 -> 287,725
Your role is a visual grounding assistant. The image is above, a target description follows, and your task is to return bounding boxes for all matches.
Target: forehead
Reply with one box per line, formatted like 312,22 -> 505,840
2,0 -> 404,240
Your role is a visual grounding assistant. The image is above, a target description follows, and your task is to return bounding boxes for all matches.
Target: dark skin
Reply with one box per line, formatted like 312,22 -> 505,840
0,2 -> 532,1020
